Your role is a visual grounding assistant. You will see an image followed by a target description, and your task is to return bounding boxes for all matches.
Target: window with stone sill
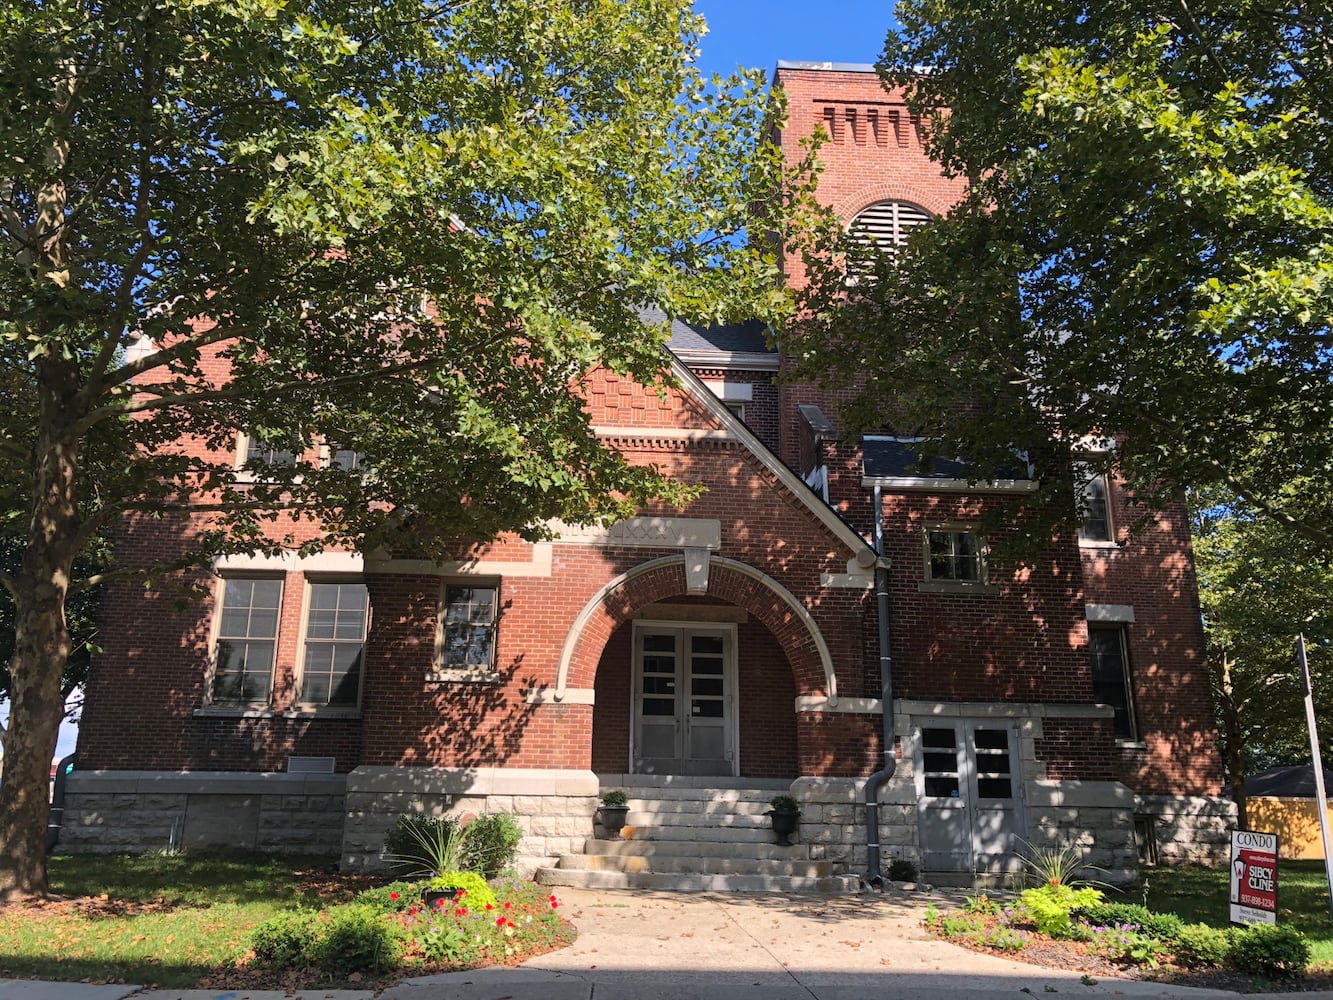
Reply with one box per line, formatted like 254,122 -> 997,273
1089,624 -> 1137,741
1075,464 -> 1114,543
923,527 -> 985,585
432,583 -> 499,680
296,581 -> 369,708
209,576 -> 283,705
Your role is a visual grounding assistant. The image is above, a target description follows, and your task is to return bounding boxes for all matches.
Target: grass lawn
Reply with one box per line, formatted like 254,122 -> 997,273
0,853 -> 356,987
1134,860 -> 1333,966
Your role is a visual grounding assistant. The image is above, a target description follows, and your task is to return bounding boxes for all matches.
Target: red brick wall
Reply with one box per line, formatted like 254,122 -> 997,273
1082,480 -> 1223,795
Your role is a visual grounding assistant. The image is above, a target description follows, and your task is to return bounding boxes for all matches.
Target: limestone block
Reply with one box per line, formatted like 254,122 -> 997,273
513,795 -> 549,816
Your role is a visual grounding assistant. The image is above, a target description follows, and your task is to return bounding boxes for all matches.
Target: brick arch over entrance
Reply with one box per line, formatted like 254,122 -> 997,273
553,554 -> 838,705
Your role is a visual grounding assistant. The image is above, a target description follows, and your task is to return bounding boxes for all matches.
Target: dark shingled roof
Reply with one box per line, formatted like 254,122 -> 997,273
1225,765 -> 1333,799
639,305 -> 773,355
862,439 -> 1032,482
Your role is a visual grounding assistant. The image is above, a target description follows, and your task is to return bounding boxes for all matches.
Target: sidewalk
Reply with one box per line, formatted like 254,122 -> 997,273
2,886 -> 1329,1000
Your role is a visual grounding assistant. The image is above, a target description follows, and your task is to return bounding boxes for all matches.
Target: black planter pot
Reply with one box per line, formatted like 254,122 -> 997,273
599,804 -> 630,839
421,887 -> 461,909
767,808 -> 801,847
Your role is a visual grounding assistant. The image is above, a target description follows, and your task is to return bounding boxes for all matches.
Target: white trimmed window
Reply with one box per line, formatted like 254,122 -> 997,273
925,528 -> 983,583
434,584 -> 499,677
298,582 -> 369,706
1076,464 -> 1114,543
1088,625 -> 1137,740
211,577 -> 283,704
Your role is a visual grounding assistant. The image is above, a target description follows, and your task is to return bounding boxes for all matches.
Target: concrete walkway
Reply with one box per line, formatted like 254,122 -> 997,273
1,886 -> 1329,1000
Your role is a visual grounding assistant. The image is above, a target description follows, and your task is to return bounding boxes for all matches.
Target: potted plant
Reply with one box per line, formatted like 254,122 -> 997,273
767,794 -> 801,846
599,790 -> 631,839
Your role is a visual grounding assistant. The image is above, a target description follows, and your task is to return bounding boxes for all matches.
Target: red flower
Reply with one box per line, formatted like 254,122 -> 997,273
456,889 -> 467,897
409,907 -> 419,916
390,892 -> 399,901
550,900 -> 559,909
496,916 -> 507,927
455,908 -> 465,916
485,904 -> 494,910
548,894 -> 557,902
503,901 -> 512,909
435,898 -> 446,908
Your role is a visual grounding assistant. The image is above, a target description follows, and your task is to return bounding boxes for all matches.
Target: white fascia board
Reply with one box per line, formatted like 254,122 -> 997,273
861,476 -> 1040,494
667,354 -> 873,559
670,348 -> 780,372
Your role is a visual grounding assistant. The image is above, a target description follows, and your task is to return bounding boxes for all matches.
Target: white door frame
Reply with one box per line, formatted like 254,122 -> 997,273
630,620 -> 739,776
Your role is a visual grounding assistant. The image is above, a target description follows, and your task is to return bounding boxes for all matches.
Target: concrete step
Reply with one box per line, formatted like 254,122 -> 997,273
583,838 -> 808,861
620,799 -> 775,818
597,773 -> 792,793
535,866 -> 859,894
605,789 -> 781,806
621,809 -> 772,829
605,823 -> 784,844
556,853 -> 833,877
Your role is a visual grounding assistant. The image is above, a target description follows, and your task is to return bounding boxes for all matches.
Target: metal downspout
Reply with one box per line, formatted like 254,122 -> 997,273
864,485 -> 895,888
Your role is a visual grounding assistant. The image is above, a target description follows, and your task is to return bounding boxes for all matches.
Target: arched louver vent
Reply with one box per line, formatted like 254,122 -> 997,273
847,200 -> 933,277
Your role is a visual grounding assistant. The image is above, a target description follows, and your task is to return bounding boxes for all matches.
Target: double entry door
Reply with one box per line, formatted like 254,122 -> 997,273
914,719 -> 1026,873
632,624 -> 737,776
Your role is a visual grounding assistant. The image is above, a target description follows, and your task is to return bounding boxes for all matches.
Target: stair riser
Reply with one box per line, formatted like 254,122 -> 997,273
536,868 -> 858,894
583,838 -> 806,860
558,854 -> 832,877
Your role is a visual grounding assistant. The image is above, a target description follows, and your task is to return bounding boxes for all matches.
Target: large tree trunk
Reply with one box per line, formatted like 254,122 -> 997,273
0,353 -> 81,902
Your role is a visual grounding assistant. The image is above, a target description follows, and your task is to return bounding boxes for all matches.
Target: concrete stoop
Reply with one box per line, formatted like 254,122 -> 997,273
533,777 -> 860,894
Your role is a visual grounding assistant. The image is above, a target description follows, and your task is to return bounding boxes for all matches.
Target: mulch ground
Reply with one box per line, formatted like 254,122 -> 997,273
951,928 -> 1333,994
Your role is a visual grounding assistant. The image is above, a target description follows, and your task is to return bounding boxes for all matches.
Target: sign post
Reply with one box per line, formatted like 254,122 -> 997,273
1297,634 -> 1333,922
1229,830 -> 1279,926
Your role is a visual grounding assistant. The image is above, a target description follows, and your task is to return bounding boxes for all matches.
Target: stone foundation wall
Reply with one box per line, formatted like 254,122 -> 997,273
1137,794 -> 1235,866
1025,780 -> 1139,885
59,770 -> 347,856
339,766 -> 599,875
790,771 -> 920,877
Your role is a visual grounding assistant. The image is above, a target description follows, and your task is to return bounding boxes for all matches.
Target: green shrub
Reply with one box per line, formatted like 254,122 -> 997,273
963,893 -> 1001,916
1020,883 -> 1103,938
1076,902 -> 1183,942
1229,923 -> 1310,978
601,790 -> 628,807
251,910 -> 317,967
1088,925 -> 1165,968
887,857 -> 918,882
383,813 -> 523,879
427,871 -> 497,910
353,880 -> 426,913
1172,923 -> 1232,968
769,794 -> 800,813
462,812 -> 524,878
383,816 -> 466,877
313,904 -> 404,975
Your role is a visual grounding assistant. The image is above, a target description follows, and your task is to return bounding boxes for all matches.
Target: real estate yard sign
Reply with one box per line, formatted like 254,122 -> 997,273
1230,830 -> 1279,926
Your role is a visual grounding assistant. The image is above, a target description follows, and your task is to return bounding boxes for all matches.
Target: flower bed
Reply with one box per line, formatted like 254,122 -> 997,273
228,876 -> 574,991
923,889 -> 1316,991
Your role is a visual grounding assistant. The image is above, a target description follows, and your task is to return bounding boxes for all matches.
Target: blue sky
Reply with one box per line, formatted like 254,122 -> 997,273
692,0 -> 899,78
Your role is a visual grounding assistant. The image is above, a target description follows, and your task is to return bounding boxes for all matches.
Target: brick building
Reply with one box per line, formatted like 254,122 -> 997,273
65,63 -> 1231,888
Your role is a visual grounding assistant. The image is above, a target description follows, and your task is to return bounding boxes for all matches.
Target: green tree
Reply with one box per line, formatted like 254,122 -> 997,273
794,2 -> 1332,550
0,535 -> 104,770
1192,486 -> 1333,828
0,0 -> 827,899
